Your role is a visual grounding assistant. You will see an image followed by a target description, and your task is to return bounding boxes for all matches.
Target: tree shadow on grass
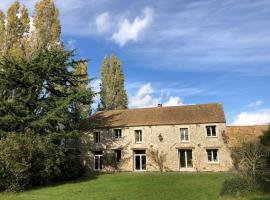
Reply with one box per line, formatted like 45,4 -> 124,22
251,194 -> 270,200
24,172 -> 103,193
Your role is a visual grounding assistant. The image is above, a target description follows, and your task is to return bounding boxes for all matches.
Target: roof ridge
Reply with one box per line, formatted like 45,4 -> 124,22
93,102 -> 222,114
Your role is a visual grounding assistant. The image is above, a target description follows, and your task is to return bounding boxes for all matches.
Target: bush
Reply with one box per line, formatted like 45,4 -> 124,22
220,177 -> 256,196
0,132 -> 84,192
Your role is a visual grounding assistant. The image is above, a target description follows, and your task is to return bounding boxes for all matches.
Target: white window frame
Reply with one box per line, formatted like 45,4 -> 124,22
114,129 -> 122,139
179,149 -> 193,168
94,154 -> 103,171
135,130 -> 142,143
94,132 -> 101,144
206,125 -> 217,137
206,149 -> 219,163
180,128 -> 189,142
134,152 -> 146,171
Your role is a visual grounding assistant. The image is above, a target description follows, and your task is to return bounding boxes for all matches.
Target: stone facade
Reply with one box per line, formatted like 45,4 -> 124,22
82,122 -> 233,172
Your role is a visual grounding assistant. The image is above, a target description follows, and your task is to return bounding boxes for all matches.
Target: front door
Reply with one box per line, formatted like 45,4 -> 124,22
134,150 -> 146,171
94,151 -> 103,170
179,149 -> 193,168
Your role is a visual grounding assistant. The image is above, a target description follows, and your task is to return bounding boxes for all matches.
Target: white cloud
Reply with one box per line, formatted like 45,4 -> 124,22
129,83 -> 160,108
232,109 -> 270,125
95,12 -> 110,33
129,83 -> 185,108
163,97 -> 184,106
90,79 -> 101,93
112,7 -> 153,46
247,100 -> 263,108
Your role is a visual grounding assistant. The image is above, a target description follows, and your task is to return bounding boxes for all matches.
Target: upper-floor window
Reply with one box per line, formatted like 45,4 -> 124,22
206,149 -> 219,163
94,132 -> 101,144
114,129 -> 122,139
180,128 -> 189,142
206,125 -> 217,137
135,130 -> 142,143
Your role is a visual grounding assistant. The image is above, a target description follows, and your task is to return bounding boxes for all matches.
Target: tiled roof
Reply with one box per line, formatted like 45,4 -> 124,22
227,125 -> 268,147
88,103 -> 226,128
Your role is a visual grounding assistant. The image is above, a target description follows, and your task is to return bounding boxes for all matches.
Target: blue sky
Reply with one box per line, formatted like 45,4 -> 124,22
1,0 -> 270,125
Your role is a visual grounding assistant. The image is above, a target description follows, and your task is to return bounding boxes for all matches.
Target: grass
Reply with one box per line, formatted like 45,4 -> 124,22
0,172 -> 269,200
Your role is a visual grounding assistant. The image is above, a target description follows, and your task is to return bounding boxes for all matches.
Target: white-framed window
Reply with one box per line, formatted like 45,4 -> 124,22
180,128 -> 189,142
94,151 -> 103,170
115,150 -> 122,162
94,132 -> 100,144
135,130 -> 142,143
114,129 -> 122,139
206,149 -> 219,163
206,125 -> 217,137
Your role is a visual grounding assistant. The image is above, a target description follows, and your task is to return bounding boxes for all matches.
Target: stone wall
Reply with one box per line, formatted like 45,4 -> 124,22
82,122 -> 233,172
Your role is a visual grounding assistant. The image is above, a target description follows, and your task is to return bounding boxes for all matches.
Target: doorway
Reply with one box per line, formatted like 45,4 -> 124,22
94,151 -> 103,170
179,149 -> 193,169
134,150 -> 146,171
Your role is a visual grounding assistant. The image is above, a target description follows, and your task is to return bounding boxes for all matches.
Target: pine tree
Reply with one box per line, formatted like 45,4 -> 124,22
33,0 -> 61,50
99,55 -> 128,111
0,49 -> 93,136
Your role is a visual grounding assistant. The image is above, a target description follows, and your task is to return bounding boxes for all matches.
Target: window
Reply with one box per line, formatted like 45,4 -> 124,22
134,150 -> 146,171
94,132 -> 100,143
206,126 -> 217,137
135,130 -> 142,143
180,128 -> 189,141
114,129 -> 122,139
179,149 -> 193,168
115,150 -> 122,162
206,149 -> 219,163
94,151 -> 103,170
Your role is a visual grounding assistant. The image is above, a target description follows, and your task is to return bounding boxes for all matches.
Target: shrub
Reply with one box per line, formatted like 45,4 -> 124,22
220,177 -> 255,196
0,132 -> 84,192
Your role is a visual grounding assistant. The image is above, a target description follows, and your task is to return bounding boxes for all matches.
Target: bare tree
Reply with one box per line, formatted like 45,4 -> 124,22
232,142 -> 268,183
148,147 -> 167,172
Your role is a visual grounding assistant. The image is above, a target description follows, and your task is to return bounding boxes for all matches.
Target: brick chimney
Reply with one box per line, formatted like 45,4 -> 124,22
157,103 -> 163,108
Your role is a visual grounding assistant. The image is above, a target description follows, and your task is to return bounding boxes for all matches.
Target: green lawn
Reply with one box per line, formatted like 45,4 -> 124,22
0,173 -> 269,200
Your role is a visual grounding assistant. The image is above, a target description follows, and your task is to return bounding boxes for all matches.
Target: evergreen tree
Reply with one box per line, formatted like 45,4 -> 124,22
99,54 -> 128,111
33,0 -> 61,50
0,49 -> 93,137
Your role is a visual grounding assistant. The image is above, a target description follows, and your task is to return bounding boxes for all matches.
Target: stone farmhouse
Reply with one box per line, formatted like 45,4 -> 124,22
83,102 -> 236,172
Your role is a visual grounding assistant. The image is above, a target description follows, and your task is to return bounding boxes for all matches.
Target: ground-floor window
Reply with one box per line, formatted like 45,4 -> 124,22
115,149 -> 122,162
206,149 -> 219,163
179,149 -> 193,168
94,151 -> 103,170
134,150 -> 146,171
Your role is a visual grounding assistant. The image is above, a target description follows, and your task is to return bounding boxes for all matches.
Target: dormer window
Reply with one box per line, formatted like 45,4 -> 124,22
114,129 -> 122,139
206,126 -> 217,137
